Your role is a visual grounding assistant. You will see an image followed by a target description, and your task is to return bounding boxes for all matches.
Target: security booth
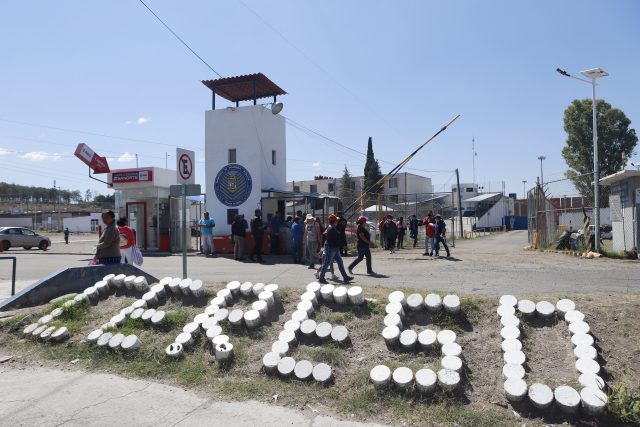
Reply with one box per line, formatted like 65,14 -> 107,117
109,167 -> 176,252
600,169 -> 640,254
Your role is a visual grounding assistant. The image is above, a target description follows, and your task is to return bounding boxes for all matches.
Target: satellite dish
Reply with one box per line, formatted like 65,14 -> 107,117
271,102 -> 284,115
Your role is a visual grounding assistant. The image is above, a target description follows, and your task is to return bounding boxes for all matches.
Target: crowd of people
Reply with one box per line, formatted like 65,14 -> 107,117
89,207 -> 452,280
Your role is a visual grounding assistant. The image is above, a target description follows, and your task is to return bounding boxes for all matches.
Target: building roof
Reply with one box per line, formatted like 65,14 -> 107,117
202,73 -> 286,102
599,169 -> 640,186
463,192 -> 503,203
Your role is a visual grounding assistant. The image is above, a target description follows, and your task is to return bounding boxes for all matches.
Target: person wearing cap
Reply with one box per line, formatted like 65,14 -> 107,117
348,215 -> 375,276
318,214 -> 353,284
250,209 -> 265,262
423,211 -> 436,256
434,214 -> 451,257
198,212 -> 216,257
303,214 -> 322,269
336,212 -> 348,256
383,214 -> 397,254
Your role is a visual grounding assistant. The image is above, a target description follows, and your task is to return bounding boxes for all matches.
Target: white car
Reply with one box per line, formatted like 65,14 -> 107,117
0,227 -> 51,251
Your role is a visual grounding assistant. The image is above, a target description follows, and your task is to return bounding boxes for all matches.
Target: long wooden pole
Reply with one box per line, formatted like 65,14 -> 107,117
345,114 -> 461,219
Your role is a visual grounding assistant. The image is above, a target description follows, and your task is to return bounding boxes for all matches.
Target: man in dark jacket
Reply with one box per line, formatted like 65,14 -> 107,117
434,214 -> 451,257
408,215 -> 419,248
231,214 -> 247,260
250,209 -> 265,262
383,215 -> 397,254
336,213 -> 348,256
318,214 -> 353,284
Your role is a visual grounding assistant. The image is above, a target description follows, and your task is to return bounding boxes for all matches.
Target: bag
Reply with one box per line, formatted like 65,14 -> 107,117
132,246 -> 144,265
88,256 -> 99,266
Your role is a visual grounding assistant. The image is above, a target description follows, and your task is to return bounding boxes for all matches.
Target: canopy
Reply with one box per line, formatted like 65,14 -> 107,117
363,204 -> 395,213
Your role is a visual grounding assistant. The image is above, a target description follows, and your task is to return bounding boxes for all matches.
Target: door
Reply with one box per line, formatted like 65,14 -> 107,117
126,202 -> 147,250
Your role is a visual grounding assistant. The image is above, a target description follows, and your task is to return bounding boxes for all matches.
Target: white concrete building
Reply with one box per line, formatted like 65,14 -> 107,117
600,169 -> 640,253
63,213 -> 102,233
203,73 -> 287,236
287,172 -> 432,200
452,183 -> 479,211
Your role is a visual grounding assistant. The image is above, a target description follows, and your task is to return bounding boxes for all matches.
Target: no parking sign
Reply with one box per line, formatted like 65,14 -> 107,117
176,148 -> 195,184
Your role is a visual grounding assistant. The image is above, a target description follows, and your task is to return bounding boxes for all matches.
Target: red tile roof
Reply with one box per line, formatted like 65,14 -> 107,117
202,73 -> 286,102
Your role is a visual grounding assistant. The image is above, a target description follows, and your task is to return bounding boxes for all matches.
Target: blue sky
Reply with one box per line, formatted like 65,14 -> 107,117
1,0 -> 638,198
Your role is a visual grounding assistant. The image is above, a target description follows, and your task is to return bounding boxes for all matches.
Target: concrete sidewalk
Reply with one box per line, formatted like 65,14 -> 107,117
0,366 -> 388,427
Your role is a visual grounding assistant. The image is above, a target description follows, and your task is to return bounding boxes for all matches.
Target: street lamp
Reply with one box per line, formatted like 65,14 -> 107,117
537,156 -> 546,188
557,67 -> 609,252
522,180 -> 527,199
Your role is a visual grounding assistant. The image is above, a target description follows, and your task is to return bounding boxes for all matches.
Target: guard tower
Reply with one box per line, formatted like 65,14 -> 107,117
202,73 -> 287,235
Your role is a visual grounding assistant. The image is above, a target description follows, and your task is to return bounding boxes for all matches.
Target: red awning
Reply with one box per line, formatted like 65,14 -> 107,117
202,73 -> 286,102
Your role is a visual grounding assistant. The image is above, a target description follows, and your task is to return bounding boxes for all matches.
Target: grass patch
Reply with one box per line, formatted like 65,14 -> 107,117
293,343 -> 348,367
165,310 -> 189,329
608,383 -> 640,425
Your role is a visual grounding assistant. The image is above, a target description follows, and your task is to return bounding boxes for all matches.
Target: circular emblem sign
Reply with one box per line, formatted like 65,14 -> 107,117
214,164 -> 252,207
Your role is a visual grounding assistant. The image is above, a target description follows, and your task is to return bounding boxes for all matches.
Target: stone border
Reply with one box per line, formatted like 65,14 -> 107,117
498,295 -> 608,415
370,291 -> 463,394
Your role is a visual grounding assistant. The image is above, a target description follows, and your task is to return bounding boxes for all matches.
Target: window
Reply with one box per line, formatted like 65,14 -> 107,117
389,178 -> 398,188
310,184 -> 318,193
228,149 -> 236,164
328,183 -> 335,193
22,229 -> 35,236
227,209 -> 239,224
272,150 -> 276,165
466,187 -> 474,192
293,185 -> 300,192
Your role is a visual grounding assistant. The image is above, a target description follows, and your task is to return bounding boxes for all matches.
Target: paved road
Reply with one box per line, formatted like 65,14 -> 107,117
1,231 -> 638,298
0,366 -> 387,427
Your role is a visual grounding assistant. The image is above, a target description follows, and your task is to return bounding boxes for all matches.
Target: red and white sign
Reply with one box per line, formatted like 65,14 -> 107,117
111,169 -> 153,184
74,143 -> 110,174
176,147 -> 195,184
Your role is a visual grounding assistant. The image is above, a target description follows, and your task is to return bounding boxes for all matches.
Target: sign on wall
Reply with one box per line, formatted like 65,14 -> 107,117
111,169 -> 153,184
214,164 -> 252,207
176,148 -> 195,184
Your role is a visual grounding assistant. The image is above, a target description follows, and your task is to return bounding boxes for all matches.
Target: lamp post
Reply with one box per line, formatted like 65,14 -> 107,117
537,156 -> 546,188
557,67 -> 608,252
522,180 -> 527,199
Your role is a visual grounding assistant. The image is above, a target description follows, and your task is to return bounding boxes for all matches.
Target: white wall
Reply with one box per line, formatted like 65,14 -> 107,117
205,105 -> 286,235
63,213 -> 102,233
475,196 -> 511,229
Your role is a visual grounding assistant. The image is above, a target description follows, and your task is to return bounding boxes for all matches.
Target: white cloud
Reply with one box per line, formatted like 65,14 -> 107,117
136,116 -> 151,125
0,147 -> 10,156
52,153 -> 61,161
312,161 -> 321,170
117,152 -> 136,163
19,151 -> 49,161
124,120 -> 134,125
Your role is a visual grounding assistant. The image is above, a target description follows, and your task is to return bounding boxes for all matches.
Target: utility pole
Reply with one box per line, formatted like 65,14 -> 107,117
538,156 -> 546,187
472,136 -> 476,184
522,180 -> 527,199
165,152 -> 168,169
135,154 -> 139,168
455,169 -> 463,238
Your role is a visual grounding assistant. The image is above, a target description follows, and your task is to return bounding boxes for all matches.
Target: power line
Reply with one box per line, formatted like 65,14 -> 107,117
0,117 -> 200,151
137,0 -> 222,78
235,0 -> 407,138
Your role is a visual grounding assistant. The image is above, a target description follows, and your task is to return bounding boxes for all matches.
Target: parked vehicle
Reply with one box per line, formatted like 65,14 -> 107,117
0,227 -> 51,251
592,224 -> 613,240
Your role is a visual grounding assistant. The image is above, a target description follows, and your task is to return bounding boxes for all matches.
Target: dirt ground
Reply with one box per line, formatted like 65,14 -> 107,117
1,281 -> 638,426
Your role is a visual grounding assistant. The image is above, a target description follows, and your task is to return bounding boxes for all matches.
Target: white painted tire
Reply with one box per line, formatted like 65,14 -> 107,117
165,343 -> 184,358
239,281 -> 253,297
441,355 -> 463,372
437,369 -> 460,391
300,319 -> 317,337
384,313 -> 402,329
497,305 -> 515,317
388,290 -> 406,307
262,352 -> 281,374
252,283 -> 265,297
382,326 -> 400,346
121,334 -> 142,352
564,310 -> 585,324
499,295 -> 517,307
535,301 -> 555,318
306,281 -> 321,296
578,373 -> 605,390
415,368 -> 437,393
555,299 -> 575,316
502,363 -> 525,379
347,286 -> 365,305
228,309 -> 244,328
244,310 -> 261,329
501,339 -> 522,353
399,329 -> 417,350
436,329 -> 456,345
500,326 -> 520,340
320,284 -> 335,302
283,319 -> 301,334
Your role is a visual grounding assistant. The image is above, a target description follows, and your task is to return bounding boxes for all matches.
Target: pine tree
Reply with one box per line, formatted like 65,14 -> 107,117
339,165 -> 355,210
363,137 -> 383,205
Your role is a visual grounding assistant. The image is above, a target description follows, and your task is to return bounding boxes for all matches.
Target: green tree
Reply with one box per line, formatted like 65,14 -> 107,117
562,99 -> 637,206
339,165 -> 355,211
363,137 -> 383,205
